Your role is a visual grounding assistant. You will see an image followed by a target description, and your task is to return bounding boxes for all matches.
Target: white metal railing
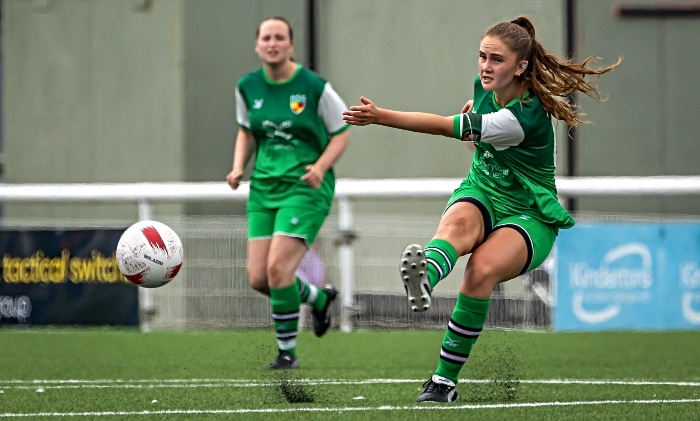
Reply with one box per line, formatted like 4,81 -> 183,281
3,176 -> 700,202
2,176 -> 700,331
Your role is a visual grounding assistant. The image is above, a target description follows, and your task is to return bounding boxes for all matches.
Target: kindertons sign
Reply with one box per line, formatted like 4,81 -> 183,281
555,223 -> 700,331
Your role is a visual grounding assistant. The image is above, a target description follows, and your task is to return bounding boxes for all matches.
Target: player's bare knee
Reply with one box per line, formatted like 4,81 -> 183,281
247,269 -> 269,295
437,215 -> 468,234
266,261 -> 292,288
435,218 -> 478,255
462,260 -> 499,295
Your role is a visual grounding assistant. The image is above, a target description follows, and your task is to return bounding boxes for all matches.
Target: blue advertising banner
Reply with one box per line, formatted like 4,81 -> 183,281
556,223 -> 700,331
663,224 -> 700,329
0,229 -> 138,326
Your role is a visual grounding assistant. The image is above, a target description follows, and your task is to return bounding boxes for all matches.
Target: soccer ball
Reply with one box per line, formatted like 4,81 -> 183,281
116,220 -> 184,288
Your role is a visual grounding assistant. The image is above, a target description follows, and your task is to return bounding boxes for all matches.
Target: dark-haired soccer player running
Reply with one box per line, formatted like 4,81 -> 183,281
228,16 -> 350,370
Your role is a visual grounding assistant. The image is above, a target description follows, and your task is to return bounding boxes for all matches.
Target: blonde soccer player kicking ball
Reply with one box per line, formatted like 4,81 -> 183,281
344,16 -> 620,402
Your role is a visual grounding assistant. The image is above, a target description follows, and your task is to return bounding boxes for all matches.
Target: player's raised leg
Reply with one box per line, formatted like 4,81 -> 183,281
400,199 -> 486,312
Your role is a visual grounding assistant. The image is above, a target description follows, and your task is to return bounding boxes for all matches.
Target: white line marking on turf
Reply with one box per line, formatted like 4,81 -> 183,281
1,399 -> 700,417
2,378 -> 700,390
0,379 -> 253,384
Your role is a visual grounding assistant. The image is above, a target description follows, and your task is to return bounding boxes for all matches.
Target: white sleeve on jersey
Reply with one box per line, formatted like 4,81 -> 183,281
318,82 -> 349,135
235,87 -> 250,129
480,109 -> 525,151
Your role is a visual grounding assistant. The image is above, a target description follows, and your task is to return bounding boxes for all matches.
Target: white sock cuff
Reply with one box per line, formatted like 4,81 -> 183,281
278,339 -> 297,350
306,284 -> 319,304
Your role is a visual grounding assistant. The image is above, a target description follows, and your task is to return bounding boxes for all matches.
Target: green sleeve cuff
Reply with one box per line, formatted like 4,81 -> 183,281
453,115 -> 462,139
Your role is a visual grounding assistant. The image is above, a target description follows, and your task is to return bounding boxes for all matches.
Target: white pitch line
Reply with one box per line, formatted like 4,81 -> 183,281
0,380 -> 414,391
0,379 -> 419,391
519,379 -> 700,387
1,398 -> 700,418
1,378 -> 700,390
0,379 -> 250,384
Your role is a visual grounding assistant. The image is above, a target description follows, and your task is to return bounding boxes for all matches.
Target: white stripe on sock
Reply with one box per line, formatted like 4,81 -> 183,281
426,259 -> 443,279
448,320 -> 481,337
439,349 -> 468,364
306,285 -> 319,304
425,247 -> 453,273
272,312 -> 300,321
278,339 -> 297,350
276,331 -> 298,339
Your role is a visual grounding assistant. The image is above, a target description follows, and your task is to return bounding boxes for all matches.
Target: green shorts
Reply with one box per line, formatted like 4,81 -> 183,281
445,184 -> 558,275
248,178 -> 334,211
247,207 -> 328,245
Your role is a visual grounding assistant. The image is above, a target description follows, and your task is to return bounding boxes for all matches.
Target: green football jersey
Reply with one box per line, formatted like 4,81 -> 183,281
451,77 -> 575,229
236,64 -> 349,188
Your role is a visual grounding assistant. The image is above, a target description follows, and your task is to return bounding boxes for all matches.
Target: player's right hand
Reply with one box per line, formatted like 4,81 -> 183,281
461,100 -> 474,114
343,96 -> 380,126
226,170 -> 243,190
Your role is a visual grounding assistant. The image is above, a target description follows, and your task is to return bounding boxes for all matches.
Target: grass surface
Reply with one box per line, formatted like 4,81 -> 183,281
1,328 -> 699,420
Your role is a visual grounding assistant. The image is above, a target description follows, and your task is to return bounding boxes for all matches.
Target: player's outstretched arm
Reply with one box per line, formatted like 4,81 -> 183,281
343,96 -> 453,138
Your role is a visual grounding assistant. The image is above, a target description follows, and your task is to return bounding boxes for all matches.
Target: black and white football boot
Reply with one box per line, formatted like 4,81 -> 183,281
266,351 -> 299,370
416,375 -> 459,403
400,244 -> 431,312
312,284 -> 338,337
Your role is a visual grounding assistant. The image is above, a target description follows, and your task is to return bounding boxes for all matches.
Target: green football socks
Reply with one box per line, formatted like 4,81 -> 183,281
296,276 -> 328,312
270,283 -> 301,356
424,239 -> 458,289
435,293 -> 491,383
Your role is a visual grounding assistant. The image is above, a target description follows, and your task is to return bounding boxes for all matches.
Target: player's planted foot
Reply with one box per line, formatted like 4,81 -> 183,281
400,244 -> 431,312
267,351 -> 299,370
312,284 -> 338,337
416,375 -> 459,403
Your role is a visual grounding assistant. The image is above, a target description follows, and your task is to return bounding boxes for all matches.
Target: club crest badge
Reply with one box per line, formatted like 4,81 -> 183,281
290,94 -> 306,115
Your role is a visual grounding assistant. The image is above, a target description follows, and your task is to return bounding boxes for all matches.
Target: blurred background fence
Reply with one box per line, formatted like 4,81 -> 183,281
3,176 -> 700,332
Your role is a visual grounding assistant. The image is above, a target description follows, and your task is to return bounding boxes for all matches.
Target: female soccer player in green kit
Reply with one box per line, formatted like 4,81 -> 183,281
227,17 -> 350,370
343,16 -> 620,402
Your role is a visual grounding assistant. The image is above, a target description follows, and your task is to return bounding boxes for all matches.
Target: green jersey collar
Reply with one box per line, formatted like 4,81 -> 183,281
491,89 -> 530,110
262,63 -> 303,86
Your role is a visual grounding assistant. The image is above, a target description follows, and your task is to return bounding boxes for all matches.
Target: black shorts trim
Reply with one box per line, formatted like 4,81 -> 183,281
493,223 -> 534,276
493,224 -> 535,276
447,197 -> 493,252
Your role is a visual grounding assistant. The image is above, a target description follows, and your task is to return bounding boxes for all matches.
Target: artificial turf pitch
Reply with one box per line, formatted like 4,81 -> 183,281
1,328 -> 699,420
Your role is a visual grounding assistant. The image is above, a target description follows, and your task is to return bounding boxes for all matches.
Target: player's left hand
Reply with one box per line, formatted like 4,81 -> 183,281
343,96 -> 380,126
301,164 -> 325,189
461,100 -> 474,114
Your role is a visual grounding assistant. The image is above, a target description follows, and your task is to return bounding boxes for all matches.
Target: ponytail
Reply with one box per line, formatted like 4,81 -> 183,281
486,16 -> 622,126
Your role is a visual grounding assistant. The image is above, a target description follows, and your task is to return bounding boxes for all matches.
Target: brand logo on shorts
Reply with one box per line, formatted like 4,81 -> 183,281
520,215 -> 531,220
290,217 -> 300,225
290,94 -> 306,115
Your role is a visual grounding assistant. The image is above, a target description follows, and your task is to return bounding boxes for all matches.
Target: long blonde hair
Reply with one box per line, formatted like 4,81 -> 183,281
485,16 -> 622,126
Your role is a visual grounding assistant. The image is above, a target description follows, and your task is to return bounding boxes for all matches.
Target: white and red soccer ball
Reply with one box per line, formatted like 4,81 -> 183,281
116,220 -> 184,288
